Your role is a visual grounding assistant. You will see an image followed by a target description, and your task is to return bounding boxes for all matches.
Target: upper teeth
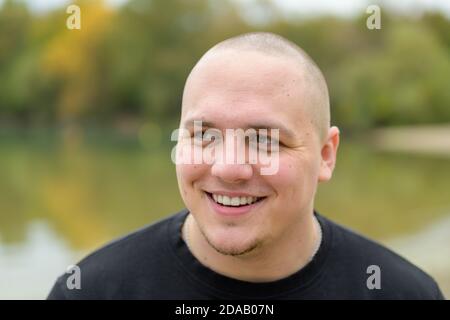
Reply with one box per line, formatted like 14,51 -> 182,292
212,194 -> 260,206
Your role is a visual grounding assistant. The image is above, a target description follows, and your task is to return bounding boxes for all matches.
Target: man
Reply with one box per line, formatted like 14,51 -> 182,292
48,32 -> 444,299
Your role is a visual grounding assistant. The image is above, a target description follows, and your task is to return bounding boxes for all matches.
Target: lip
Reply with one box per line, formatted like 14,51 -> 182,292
204,191 -> 267,217
205,190 -> 263,198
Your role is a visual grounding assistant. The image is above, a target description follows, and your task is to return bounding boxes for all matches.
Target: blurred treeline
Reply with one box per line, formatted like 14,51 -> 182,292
0,0 -> 449,132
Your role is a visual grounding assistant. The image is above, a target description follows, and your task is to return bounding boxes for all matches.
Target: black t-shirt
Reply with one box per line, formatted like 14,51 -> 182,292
47,209 -> 444,299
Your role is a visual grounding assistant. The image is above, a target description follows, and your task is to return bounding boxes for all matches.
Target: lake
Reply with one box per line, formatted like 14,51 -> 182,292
0,127 -> 449,298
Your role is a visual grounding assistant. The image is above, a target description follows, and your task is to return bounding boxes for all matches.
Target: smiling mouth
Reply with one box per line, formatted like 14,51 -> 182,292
205,192 -> 266,207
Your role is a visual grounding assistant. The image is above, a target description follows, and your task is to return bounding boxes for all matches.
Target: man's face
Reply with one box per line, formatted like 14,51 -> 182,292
176,50 -> 326,256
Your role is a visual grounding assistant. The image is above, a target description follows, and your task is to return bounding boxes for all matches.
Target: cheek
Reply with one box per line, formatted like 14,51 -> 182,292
265,155 -> 320,199
176,164 -> 207,190
265,162 -> 299,199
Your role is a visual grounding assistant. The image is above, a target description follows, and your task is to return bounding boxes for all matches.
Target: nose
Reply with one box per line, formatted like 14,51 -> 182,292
211,163 -> 253,183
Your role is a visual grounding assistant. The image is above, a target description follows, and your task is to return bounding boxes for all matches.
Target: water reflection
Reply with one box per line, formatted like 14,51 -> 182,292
0,220 -> 83,299
386,213 -> 450,298
0,129 -> 449,298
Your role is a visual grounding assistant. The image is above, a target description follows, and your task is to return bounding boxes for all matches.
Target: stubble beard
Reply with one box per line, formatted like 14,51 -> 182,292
197,221 -> 262,257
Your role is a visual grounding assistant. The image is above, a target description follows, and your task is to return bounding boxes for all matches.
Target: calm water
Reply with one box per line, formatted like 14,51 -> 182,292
1,129 -> 449,298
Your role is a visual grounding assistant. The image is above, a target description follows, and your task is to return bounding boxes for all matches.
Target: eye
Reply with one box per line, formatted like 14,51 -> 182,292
191,130 -> 205,145
192,130 -> 204,139
255,134 -> 280,153
257,134 -> 269,144
192,129 -> 221,146
258,134 -> 279,146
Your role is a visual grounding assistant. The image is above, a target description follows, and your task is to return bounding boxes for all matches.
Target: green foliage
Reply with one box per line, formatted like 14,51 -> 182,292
331,20 -> 450,129
0,0 -> 449,130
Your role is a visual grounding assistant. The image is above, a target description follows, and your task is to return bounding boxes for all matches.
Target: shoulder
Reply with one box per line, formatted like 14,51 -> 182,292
320,214 -> 444,299
48,210 -> 187,299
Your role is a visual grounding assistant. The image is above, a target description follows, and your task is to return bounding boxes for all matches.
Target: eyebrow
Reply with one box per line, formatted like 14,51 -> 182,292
182,118 -> 296,140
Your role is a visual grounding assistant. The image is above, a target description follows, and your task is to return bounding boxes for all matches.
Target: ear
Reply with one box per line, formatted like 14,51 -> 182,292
318,126 -> 340,182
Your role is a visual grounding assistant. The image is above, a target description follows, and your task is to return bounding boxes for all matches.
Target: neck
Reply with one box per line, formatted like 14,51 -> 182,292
182,211 -> 321,282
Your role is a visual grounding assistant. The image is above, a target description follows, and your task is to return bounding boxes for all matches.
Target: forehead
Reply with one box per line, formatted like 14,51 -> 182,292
182,50 -> 311,137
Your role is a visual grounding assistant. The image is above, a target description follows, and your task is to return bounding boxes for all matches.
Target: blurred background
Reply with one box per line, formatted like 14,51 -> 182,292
0,0 -> 449,299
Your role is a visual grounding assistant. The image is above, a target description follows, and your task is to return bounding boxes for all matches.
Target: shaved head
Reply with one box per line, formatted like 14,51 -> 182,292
176,32 -> 340,262
182,32 -> 330,141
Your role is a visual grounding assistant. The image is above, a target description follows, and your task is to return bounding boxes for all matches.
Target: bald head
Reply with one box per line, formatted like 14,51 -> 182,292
182,32 -> 330,141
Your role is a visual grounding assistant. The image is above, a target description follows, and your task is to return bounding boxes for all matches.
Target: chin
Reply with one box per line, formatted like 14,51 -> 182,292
202,228 -> 261,257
